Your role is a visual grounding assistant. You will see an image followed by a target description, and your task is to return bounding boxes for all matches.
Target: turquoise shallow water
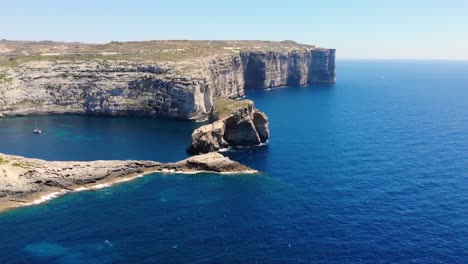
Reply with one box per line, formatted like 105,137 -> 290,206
1,60 -> 468,263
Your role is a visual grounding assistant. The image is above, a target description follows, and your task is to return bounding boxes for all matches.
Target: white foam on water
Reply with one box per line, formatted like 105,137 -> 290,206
218,170 -> 258,175
264,86 -> 287,91
218,147 -> 231,152
161,169 -> 257,175
73,173 -> 150,193
256,142 -> 268,146
88,183 -> 112,189
116,174 -> 144,183
14,168 -> 257,209
179,171 -> 199,174
104,240 -> 113,247
230,141 -> 269,150
161,169 -> 176,173
194,117 -> 209,122
21,190 -> 68,206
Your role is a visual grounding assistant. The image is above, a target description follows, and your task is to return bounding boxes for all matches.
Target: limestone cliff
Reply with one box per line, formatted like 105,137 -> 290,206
0,40 -> 335,119
242,48 -> 335,89
187,99 -> 269,154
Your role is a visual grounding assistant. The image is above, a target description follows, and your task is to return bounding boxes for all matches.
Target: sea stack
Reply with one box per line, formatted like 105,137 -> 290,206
187,99 -> 269,154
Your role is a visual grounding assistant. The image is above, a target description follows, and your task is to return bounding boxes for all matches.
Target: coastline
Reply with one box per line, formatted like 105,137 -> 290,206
0,40 -> 335,121
5,169 -> 256,213
0,152 -> 258,213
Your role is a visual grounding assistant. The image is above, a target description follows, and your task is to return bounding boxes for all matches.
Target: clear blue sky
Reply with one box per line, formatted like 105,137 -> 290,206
2,0 -> 467,60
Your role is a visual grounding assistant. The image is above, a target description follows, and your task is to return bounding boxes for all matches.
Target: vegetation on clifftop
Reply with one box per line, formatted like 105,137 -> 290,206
0,72 -> 12,83
0,40 -> 317,67
211,98 -> 254,120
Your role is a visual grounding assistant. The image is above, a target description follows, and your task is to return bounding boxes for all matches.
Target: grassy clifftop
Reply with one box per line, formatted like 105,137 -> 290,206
0,40 -> 317,66
211,98 -> 254,120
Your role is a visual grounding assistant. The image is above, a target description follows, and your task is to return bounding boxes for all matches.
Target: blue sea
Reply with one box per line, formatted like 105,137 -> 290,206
1,60 -> 468,263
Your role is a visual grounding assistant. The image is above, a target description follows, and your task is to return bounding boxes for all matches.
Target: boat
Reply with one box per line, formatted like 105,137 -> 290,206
33,121 -> 42,134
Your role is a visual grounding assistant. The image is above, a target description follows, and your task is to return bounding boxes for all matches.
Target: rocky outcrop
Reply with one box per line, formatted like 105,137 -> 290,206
252,111 -> 269,142
187,99 -> 269,154
0,152 -> 256,212
175,152 -> 253,172
0,40 -> 335,120
186,121 -> 229,153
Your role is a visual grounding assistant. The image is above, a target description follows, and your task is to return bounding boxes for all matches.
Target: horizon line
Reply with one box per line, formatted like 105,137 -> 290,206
338,57 -> 468,62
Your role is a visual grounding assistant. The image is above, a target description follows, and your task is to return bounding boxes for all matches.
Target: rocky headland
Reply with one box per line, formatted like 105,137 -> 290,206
0,40 -> 335,120
0,152 -> 255,212
187,98 -> 269,154
0,40 -> 336,212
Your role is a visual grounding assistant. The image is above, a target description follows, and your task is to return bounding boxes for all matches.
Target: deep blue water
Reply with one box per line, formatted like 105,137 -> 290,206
1,60 -> 468,263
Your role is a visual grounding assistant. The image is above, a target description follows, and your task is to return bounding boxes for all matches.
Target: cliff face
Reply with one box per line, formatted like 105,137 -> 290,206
0,60 -> 236,120
241,48 -> 336,89
0,40 -> 335,120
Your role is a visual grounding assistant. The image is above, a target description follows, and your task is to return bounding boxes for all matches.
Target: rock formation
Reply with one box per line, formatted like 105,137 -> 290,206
0,40 -> 335,120
187,99 -> 269,154
241,48 -> 335,88
0,152 -> 256,212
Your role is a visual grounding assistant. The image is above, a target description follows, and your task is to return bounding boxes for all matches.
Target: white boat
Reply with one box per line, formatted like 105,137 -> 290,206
33,121 -> 42,134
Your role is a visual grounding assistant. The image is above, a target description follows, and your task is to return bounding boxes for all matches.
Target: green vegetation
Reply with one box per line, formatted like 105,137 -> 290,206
4,100 -> 44,111
0,72 -> 12,83
0,158 -> 32,168
0,60 -> 18,68
11,99 -> 43,107
212,98 -> 254,120
0,54 -> 100,67
0,50 -> 215,68
0,40 -> 315,70
11,162 -> 31,169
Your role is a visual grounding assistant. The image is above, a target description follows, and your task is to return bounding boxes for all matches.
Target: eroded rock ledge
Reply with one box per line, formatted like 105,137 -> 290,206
187,99 -> 269,154
0,152 -> 255,212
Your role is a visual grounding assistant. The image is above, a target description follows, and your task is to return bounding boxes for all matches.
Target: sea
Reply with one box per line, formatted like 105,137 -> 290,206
1,60 -> 468,263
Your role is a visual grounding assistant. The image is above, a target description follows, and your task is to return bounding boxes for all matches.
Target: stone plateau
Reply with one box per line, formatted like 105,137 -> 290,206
0,40 -> 335,120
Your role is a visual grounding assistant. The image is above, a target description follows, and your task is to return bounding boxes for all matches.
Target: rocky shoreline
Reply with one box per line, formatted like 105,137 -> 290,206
0,40 -> 335,212
0,152 -> 256,212
0,98 -> 268,212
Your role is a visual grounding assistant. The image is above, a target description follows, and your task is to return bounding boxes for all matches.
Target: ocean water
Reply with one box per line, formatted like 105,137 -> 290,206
1,60 -> 468,263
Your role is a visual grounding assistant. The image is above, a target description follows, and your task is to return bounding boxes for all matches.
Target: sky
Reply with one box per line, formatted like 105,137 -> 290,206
1,0 -> 467,60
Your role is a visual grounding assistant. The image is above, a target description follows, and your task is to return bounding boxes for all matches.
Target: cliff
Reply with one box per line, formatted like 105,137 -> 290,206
187,99 -> 269,154
0,152 -> 256,212
0,40 -> 335,120
241,48 -> 335,88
